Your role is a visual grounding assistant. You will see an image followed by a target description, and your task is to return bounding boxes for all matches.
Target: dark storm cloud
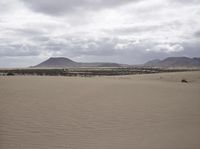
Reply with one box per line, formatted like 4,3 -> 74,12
21,0 -> 137,15
194,31 -> 200,38
2,27 -> 47,37
0,44 -> 39,57
180,42 -> 200,57
38,37 -> 120,57
106,24 -> 164,35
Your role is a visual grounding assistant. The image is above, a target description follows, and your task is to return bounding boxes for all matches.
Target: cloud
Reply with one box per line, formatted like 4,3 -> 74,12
21,0 -> 136,16
0,0 -> 18,14
146,44 -> 184,53
171,0 -> 200,4
194,30 -> 200,38
0,44 -> 40,57
0,0 -> 200,67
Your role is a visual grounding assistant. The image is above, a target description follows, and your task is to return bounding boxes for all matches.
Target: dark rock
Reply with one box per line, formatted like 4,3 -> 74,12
181,79 -> 188,83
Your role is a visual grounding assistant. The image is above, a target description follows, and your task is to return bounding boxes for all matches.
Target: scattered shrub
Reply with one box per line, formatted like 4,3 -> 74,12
7,72 -> 15,76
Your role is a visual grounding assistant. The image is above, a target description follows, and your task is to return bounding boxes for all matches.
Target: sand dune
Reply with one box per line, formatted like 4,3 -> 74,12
0,71 -> 200,149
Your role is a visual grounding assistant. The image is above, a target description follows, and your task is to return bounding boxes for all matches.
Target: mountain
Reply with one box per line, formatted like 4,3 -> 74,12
144,59 -> 161,66
144,57 -> 200,68
34,57 -> 122,68
34,57 -> 79,68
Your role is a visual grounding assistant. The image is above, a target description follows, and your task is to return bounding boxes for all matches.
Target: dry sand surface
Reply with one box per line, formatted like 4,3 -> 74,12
0,71 -> 200,149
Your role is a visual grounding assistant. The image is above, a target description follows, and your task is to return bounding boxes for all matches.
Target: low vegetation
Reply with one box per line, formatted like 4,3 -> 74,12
0,67 -> 197,77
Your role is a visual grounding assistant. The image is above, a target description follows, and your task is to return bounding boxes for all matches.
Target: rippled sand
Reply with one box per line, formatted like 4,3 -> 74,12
0,71 -> 200,149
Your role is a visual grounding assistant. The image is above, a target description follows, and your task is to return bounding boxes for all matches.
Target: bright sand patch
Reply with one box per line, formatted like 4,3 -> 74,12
0,71 -> 200,149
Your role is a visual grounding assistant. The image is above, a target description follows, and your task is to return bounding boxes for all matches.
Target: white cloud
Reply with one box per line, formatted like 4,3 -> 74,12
146,44 -> 184,53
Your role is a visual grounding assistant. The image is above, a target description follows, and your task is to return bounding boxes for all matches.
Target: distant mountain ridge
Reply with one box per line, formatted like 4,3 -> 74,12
34,56 -> 200,68
145,57 -> 200,68
34,57 -> 122,68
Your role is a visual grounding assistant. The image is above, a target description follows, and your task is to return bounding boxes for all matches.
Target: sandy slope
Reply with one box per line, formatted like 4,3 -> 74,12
0,71 -> 200,149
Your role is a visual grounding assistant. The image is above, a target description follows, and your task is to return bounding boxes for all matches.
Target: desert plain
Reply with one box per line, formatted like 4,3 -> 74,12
0,71 -> 200,149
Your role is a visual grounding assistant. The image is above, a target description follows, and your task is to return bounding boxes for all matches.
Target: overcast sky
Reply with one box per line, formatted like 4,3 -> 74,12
0,0 -> 200,67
